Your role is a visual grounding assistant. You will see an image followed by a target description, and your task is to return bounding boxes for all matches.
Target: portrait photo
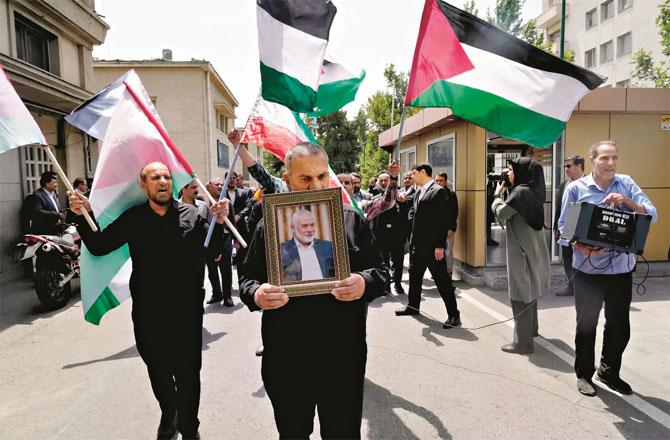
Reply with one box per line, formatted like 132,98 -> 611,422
263,188 -> 350,296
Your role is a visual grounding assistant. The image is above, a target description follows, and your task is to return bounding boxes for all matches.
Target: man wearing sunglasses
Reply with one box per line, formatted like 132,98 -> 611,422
553,154 -> 585,296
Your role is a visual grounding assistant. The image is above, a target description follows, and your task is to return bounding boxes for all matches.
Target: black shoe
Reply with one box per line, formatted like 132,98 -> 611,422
577,378 -> 597,396
395,307 -> 419,316
394,283 -> 405,294
157,413 -> 177,440
181,431 -> 200,440
596,370 -> 633,395
487,239 -> 499,246
255,345 -> 264,356
443,316 -> 462,329
223,298 -> 234,307
500,343 -> 533,354
206,296 -> 222,305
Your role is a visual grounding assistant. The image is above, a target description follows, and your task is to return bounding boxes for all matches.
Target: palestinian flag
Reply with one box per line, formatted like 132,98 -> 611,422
405,0 -> 605,147
243,97 -> 364,216
0,65 -> 46,153
308,58 -> 366,117
67,74 -> 195,324
257,0 -> 336,113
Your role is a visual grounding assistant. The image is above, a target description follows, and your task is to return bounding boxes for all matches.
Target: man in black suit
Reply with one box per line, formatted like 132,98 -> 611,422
205,177 -> 235,307
21,171 -> 64,234
280,209 -> 334,282
239,142 -> 388,439
396,163 -> 461,329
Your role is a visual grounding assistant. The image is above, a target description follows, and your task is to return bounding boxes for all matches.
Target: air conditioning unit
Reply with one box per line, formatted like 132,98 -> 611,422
162,49 -> 172,61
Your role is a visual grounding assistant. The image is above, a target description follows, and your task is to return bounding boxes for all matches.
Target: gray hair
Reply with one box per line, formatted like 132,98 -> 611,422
589,140 -> 619,161
285,142 -> 328,174
291,209 -> 314,226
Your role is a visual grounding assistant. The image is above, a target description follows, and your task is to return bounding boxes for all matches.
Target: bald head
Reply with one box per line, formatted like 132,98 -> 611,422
139,162 -> 173,206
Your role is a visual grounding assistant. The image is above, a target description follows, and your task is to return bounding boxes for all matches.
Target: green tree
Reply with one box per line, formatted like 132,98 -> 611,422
486,0 -> 525,37
631,0 -> 670,87
356,64 -> 420,181
315,110 -> 360,173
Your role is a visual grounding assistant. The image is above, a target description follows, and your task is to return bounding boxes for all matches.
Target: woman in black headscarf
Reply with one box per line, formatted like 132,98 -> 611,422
491,157 -> 551,354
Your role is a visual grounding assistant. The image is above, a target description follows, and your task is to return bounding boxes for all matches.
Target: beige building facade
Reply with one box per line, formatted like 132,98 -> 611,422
535,0 -> 665,87
379,88 -> 670,272
93,59 -> 244,184
0,0 -> 108,283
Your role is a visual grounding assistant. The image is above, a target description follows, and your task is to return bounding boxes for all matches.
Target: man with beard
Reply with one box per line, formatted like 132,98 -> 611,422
205,177 -> 235,306
280,209 -> 334,282
68,162 -> 230,439
239,142 -> 388,439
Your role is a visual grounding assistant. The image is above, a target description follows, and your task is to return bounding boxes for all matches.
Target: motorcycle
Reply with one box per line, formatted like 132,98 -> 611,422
14,223 -> 80,310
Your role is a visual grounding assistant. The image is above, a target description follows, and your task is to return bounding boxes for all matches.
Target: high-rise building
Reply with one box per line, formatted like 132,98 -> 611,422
535,0 -> 665,87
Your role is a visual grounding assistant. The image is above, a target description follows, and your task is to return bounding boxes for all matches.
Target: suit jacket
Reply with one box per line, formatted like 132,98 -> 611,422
280,238 -> 334,282
225,187 -> 252,219
409,182 -> 456,254
22,188 -> 61,233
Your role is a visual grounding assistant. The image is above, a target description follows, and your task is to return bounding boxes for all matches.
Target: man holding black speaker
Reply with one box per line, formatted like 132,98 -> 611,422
557,140 -> 657,397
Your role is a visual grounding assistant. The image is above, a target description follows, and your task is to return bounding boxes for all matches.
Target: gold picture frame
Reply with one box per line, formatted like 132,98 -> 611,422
262,188 -> 350,297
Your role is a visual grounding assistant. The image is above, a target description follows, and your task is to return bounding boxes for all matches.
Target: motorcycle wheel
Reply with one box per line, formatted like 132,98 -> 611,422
35,258 -> 72,310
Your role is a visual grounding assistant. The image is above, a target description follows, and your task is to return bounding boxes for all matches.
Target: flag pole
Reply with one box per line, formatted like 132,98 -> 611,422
394,106 -> 408,162
42,145 -> 98,231
203,91 -> 263,248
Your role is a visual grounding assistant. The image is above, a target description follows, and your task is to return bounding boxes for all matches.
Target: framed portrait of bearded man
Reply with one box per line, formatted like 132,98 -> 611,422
263,188 -> 350,296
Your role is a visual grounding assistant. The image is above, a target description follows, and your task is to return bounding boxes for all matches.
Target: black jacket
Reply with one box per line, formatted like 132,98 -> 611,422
21,188 -> 61,234
76,201 -> 222,320
409,182 -> 456,253
239,206 -> 388,355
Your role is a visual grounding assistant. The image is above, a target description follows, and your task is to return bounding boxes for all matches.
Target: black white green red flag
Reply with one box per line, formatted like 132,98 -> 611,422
405,0 -> 605,147
257,0 -> 337,113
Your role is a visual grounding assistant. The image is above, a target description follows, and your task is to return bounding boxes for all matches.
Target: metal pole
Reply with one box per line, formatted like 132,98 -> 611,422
394,106 -> 408,162
559,0 -> 566,59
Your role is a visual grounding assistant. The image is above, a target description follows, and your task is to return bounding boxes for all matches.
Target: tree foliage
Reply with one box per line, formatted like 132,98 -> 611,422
632,0 -> 670,87
315,110 -> 360,173
463,0 -> 479,17
356,64 -> 420,182
486,0 -> 525,37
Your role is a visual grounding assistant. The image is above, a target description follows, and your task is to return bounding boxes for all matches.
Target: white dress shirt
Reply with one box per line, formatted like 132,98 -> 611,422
294,238 -> 324,281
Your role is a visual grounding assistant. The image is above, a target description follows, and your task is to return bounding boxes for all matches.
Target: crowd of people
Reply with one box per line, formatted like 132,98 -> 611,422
17,133 -> 655,439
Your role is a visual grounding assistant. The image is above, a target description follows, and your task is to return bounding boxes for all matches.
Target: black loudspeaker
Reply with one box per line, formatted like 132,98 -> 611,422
561,202 -> 652,255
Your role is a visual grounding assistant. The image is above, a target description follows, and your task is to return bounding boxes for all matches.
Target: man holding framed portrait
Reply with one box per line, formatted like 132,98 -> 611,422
238,142 -> 388,439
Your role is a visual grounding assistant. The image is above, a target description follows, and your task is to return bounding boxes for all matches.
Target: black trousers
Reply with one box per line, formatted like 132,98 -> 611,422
206,236 -> 233,299
381,240 -> 405,286
561,245 -> 574,294
133,308 -> 203,436
574,270 -> 632,380
408,249 -> 459,318
262,345 -> 366,439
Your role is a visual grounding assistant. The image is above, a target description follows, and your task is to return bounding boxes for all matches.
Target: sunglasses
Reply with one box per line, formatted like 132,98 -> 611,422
564,164 -> 573,169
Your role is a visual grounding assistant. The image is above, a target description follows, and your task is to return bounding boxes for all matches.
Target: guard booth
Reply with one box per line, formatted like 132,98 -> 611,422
378,88 -> 669,281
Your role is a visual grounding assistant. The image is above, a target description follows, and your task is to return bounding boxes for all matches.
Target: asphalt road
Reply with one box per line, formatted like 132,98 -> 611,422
1,267 -> 669,440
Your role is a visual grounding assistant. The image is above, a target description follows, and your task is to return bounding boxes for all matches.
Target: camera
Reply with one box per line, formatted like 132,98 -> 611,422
487,170 -> 510,186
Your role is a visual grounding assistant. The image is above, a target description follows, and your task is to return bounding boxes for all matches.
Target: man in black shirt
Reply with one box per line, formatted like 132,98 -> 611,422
68,162 -> 230,440
239,142 -> 388,439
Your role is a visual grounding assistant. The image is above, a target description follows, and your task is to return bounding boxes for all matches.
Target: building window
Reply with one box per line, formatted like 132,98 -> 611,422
618,0 -> 633,12
20,144 -> 54,196
14,13 -> 59,74
216,112 -> 227,132
617,32 -> 632,57
616,79 -> 630,87
600,40 -> 613,64
427,133 -> 456,191
217,140 -> 229,169
600,0 -> 614,21
399,146 -> 416,174
585,8 -> 597,29
585,48 -> 597,68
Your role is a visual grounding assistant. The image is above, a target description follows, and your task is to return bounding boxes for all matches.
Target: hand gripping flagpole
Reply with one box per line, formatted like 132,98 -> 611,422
121,80 -> 245,247
203,91 -> 263,248
42,145 -> 98,231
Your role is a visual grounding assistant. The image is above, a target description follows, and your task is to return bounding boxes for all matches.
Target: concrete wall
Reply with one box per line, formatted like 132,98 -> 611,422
93,66 -> 210,180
